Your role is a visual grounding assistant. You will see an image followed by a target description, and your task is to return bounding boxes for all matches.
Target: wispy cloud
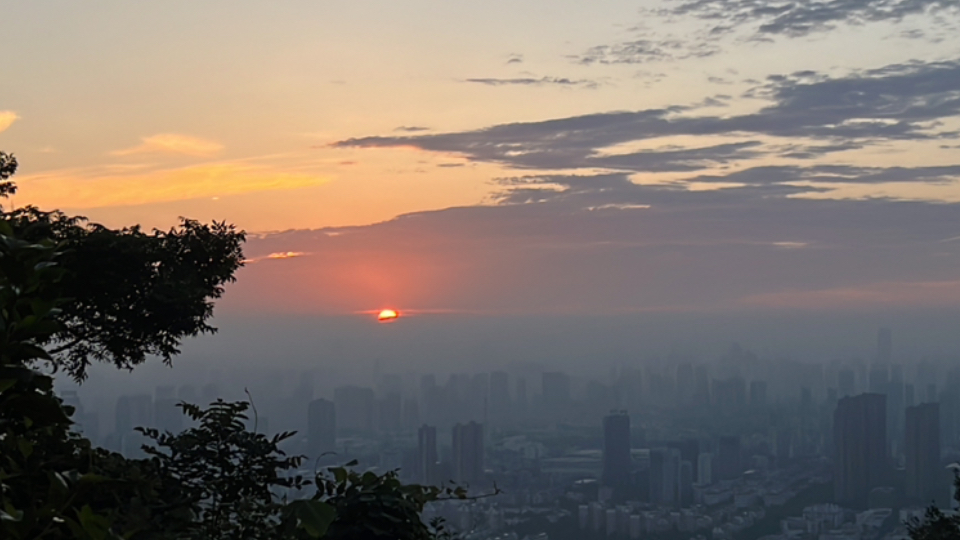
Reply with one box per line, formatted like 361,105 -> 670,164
463,76 -> 601,89
112,133 -> 225,157
243,251 -> 309,263
0,111 -> 19,133
16,162 -> 330,209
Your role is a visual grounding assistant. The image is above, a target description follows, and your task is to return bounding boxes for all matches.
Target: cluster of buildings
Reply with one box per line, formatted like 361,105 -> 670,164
62,328 -> 960,539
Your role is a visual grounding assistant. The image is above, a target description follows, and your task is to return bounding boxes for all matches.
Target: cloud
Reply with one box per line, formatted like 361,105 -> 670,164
663,0 -> 958,38
0,111 -> 19,133
394,126 -> 430,132
506,53 -> 524,64
571,1 -> 958,70
112,134 -> 225,157
15,162 -> 330,209
243,251 -> 309,263
463,76 -> 601,89
334,58 -> 960,172
574,38 -> 720,64
224,179 -> 960,315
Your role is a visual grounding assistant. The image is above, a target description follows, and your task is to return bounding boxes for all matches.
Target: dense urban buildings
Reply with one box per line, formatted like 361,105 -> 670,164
65,327 -> 959,540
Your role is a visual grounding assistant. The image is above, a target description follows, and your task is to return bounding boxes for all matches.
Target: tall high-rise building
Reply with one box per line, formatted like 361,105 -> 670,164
749,380 -> 767,406
418,424 -> 439,485
402,398 -> 420,430
542,372 -> 571,408
452,422 -> 485,486
154,386 -> 182,434
716,436 -> 741,481
697,453 -> 713,485
115,394 -> 153,458
834,393 -> 887,507
515,378 -> 528,416
877,328 -> 892,364
905,403 -> 944,506
307,398 -> 336,459
679,460 -> 694,507
676,363 -> 695,406
602,411 -> 632,486
668,439 -> 700,479
869,365 -> 889,394
694,365 -> 711,405
333,386 -> 375,433
377,393 -> 402,432
489,371 -> 511,425
649,447 -> 680,506
838,369 -> 856,398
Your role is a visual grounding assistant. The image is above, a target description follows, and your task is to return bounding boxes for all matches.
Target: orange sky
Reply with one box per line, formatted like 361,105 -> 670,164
3,1 -> 960,316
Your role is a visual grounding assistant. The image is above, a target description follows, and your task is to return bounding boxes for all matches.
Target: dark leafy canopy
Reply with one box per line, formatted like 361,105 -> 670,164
907,474 -> 960,540
139,399 -> 321,540
0,222 -> 181,540
0,151 -> 16,195
0,153 -> 245,380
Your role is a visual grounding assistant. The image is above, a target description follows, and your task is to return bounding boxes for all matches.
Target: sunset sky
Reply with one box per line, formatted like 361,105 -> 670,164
3,0 -> 960,323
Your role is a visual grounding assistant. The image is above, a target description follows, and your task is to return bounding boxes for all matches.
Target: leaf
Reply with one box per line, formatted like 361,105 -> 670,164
287,500 -> 336,538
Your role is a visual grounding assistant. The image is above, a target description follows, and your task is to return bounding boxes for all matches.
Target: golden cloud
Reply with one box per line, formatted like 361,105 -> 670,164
15,162 -> 330,209
112,134 -> 224,157
0,111 -> 19,133
243,251 -> 309,263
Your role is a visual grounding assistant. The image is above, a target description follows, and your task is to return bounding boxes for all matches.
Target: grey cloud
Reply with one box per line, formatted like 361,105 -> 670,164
573,38 -> 721,64
662,0 -> 957,38
335,59 -> 960,172
394,126 -> 430,132
239,175 -> 960,316
463,76 -> 601,89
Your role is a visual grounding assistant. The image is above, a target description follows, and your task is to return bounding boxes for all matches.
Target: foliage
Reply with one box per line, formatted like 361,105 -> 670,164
315,463 -> 467,540
0,158 -> 246,381
0,219 -> 182,540
139,399 -> 332,540
0,151 -> 16,196
906,473 -> 960,540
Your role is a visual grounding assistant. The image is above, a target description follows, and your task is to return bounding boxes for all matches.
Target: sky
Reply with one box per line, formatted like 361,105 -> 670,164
2,1 -> 960,365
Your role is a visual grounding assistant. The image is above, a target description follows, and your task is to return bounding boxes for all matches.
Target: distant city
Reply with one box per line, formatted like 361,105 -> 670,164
65,328 -> 958,540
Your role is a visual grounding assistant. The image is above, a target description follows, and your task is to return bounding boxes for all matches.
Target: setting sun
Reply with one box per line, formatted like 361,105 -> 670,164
377,309 -> 400,322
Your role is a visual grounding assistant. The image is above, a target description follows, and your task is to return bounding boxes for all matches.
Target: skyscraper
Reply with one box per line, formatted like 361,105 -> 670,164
697,453 -> 713,485
333,386 -> 375,433
602,411 -> 631,486
489,371 -> 511,425
838,368 -> 856,398
307,398 -> 336,459
418,424 -> 438,485
749,380 -> 767,406
452,421 -> 484,486
542,372 -> 571,408
905,403 -> 944,506
716,436 -> 741,481
649,447 -> 680,506
877,327 -> 892,364
834,393 -> 887,507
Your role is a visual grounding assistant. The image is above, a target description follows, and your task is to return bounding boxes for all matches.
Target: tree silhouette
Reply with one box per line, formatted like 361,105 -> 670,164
0,152 -> 245,380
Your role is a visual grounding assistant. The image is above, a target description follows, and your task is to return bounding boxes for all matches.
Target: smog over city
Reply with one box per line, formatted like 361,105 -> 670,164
2,2 -> 960,539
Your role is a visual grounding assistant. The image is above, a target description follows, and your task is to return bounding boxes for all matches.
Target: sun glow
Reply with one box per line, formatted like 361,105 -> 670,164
377,309 -> 400,322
